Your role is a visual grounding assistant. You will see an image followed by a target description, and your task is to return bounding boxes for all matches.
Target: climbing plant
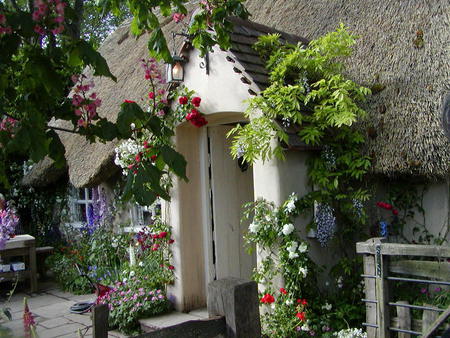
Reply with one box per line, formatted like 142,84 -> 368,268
229,24 -> 372,251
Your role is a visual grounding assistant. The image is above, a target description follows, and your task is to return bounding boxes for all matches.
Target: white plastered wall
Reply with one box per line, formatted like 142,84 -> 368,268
162,46 -> 258,311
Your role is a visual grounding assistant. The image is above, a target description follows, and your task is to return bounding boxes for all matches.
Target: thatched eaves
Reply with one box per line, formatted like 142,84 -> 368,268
244,0 -> 450,179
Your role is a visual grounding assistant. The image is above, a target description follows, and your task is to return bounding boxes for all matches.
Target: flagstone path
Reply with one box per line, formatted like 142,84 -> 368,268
0,282 -> 127,338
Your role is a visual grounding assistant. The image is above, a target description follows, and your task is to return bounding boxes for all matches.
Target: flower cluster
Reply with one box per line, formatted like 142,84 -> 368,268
286,241 -> 308,260
141,58 -> 164,84
0,117 -> 17,133
0,13 -> 12,35
178,95 -> 208,127
23,298 -> 36,337
172,13 -> 185,23
114,138 -> 146,175
98,278 -> 170,333
376,201 -> 398,216
333,328 -> 367,338
314,203 -> 336,247
71,74 -> 102,128
0,204 -> 19,249
32,0 -> 67,36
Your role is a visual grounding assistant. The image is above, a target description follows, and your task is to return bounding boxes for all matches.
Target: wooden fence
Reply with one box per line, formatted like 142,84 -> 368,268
356,238 -> 450,337
92,277 -> 261,338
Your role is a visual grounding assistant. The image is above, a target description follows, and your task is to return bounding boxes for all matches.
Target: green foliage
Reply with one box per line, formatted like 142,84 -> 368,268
0,0 -> 249,208
230,25 -> 372,252
243,195 -> 366,336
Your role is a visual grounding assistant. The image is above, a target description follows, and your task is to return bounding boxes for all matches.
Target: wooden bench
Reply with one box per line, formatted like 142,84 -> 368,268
0,235 -> 37,293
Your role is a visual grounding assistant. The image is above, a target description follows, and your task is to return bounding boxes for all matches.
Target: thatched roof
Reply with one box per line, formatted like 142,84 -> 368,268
25,0 -> 450,186
243,0 -> 450,179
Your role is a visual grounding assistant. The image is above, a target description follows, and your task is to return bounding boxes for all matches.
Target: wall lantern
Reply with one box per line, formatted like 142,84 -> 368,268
166,55 -> 186,83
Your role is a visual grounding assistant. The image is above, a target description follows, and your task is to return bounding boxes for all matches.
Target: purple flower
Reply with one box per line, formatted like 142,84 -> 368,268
420,287 -> 428,294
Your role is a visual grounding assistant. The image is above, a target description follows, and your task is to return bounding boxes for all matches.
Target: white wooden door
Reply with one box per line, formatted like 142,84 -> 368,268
208,125 -> 256,280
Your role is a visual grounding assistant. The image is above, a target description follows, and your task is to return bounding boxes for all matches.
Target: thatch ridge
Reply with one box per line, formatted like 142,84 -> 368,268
244,0 -> 450,179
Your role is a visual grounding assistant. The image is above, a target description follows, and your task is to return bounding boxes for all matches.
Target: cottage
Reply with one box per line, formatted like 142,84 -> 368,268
23,0 -> 450,313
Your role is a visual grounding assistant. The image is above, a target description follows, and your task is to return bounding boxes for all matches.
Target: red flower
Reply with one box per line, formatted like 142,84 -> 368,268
148,92 -> 155,99
178,96 -> 188,105
168,265 -> 175,270
168,239 -> 175,244
295,312 -> 306,321
151,155 -> 157,162
135,153 -> 141,162
159,231 -> 168,238
191,96 -> 201,107
143,141 -> 149,149
186,109 -> 200,121
152,244 -> 160,251
279,288 -> 287,295
124,100 -> 135,103
297,298 -> 308,305
376,201 -> 393,210
392,209 -> 399,216
260,293 -> 275,304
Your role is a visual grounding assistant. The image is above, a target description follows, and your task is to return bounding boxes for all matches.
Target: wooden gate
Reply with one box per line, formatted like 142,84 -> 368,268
356,238 -> 450,337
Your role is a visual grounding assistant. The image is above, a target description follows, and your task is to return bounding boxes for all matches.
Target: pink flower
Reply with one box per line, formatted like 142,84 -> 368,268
168,265 -> 175,270
172,13 -> 185,23
33,25 -> 45,35
0,14 -> 6,25
148,91 -> 155,99
54,15 -> 64,23
51,24 -> 64,35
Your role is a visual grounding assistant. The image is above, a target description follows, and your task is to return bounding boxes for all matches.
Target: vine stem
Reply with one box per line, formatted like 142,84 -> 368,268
1,111 -> 78,134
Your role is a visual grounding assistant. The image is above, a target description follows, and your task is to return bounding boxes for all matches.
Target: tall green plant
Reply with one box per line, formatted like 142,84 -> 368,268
229,24 -> 372,249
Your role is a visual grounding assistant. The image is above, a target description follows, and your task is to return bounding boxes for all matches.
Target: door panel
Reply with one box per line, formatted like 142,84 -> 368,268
209,125 -> 256,280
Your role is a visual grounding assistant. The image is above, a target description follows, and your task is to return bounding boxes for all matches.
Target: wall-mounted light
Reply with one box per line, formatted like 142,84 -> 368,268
166,55 -> 186,83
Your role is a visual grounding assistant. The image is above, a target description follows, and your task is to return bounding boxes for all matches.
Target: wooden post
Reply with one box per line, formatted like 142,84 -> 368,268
363,254 -> 377,338
29,243 -> 37,293
422,304 -> 439,333
396,301 -> 411,338
93,304 -> 109,338
374,240 -> 390,337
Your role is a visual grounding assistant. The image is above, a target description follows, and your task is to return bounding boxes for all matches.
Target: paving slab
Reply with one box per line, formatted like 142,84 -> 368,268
31,300 -> 74,319
39,316 -> 72,329
188,307 -> 208,319
64,313 -> 93,326
139,311 -> 203,331
35,322 -> 85,337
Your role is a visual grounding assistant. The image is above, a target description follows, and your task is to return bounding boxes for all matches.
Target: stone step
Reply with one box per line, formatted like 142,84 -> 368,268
139,308 -> 208,333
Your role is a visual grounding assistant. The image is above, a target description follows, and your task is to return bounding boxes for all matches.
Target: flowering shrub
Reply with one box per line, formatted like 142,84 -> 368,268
71,74 -> 102,128
333,328 -> 367,338
113,59 -> 207,204
98,279 -> 170,334
244,194 -> 366,336
32,0 -> 67,36
0,203 -> 19,249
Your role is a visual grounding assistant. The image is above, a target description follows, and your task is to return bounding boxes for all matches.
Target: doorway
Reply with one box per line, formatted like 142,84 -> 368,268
207,125 -> 256,280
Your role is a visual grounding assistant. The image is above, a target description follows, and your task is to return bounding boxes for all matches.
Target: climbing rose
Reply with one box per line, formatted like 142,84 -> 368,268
260,293 -> 275,304
148,91 -> 155,99
279,288 -> 287,295
296,312 -> 306,321
191,96 -> 201,107
178,96 -> 188,105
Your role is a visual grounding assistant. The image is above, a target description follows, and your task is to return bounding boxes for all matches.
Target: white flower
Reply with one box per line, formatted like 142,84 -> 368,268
299,267 -> 308,277
337,276 -> 343,288
334,328 -> 367,338
122,278 -> 127,283
130,123 -> 135,130
138,261 -> 144,267
287,241 -> 298,252
270,303 -> 276,310
322,302 -> 332,311
301,323 -> 310,331
285,194 -> 297,213
248,222 -> 260,233
281,223 -> 295,236
298,242 -> 308,253
129,270 -> 135,277
111,240 -> 118,248
288,251 -> 299,259
286,299 -> 293,306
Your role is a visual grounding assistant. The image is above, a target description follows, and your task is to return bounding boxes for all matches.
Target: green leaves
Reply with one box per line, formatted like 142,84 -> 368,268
117,101 -> 146,137
160,145 -> 187,180
147,28 -> 171,63
68,40 -> 116,81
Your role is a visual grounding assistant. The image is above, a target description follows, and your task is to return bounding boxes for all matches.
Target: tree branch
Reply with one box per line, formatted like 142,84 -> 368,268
47,125 -> 78,134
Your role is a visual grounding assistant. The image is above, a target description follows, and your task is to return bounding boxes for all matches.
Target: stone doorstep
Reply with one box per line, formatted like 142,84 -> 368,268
139,309 -> 208,333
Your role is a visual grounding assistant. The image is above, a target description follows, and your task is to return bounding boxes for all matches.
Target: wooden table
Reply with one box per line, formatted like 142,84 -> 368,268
0,234 -> 37,293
